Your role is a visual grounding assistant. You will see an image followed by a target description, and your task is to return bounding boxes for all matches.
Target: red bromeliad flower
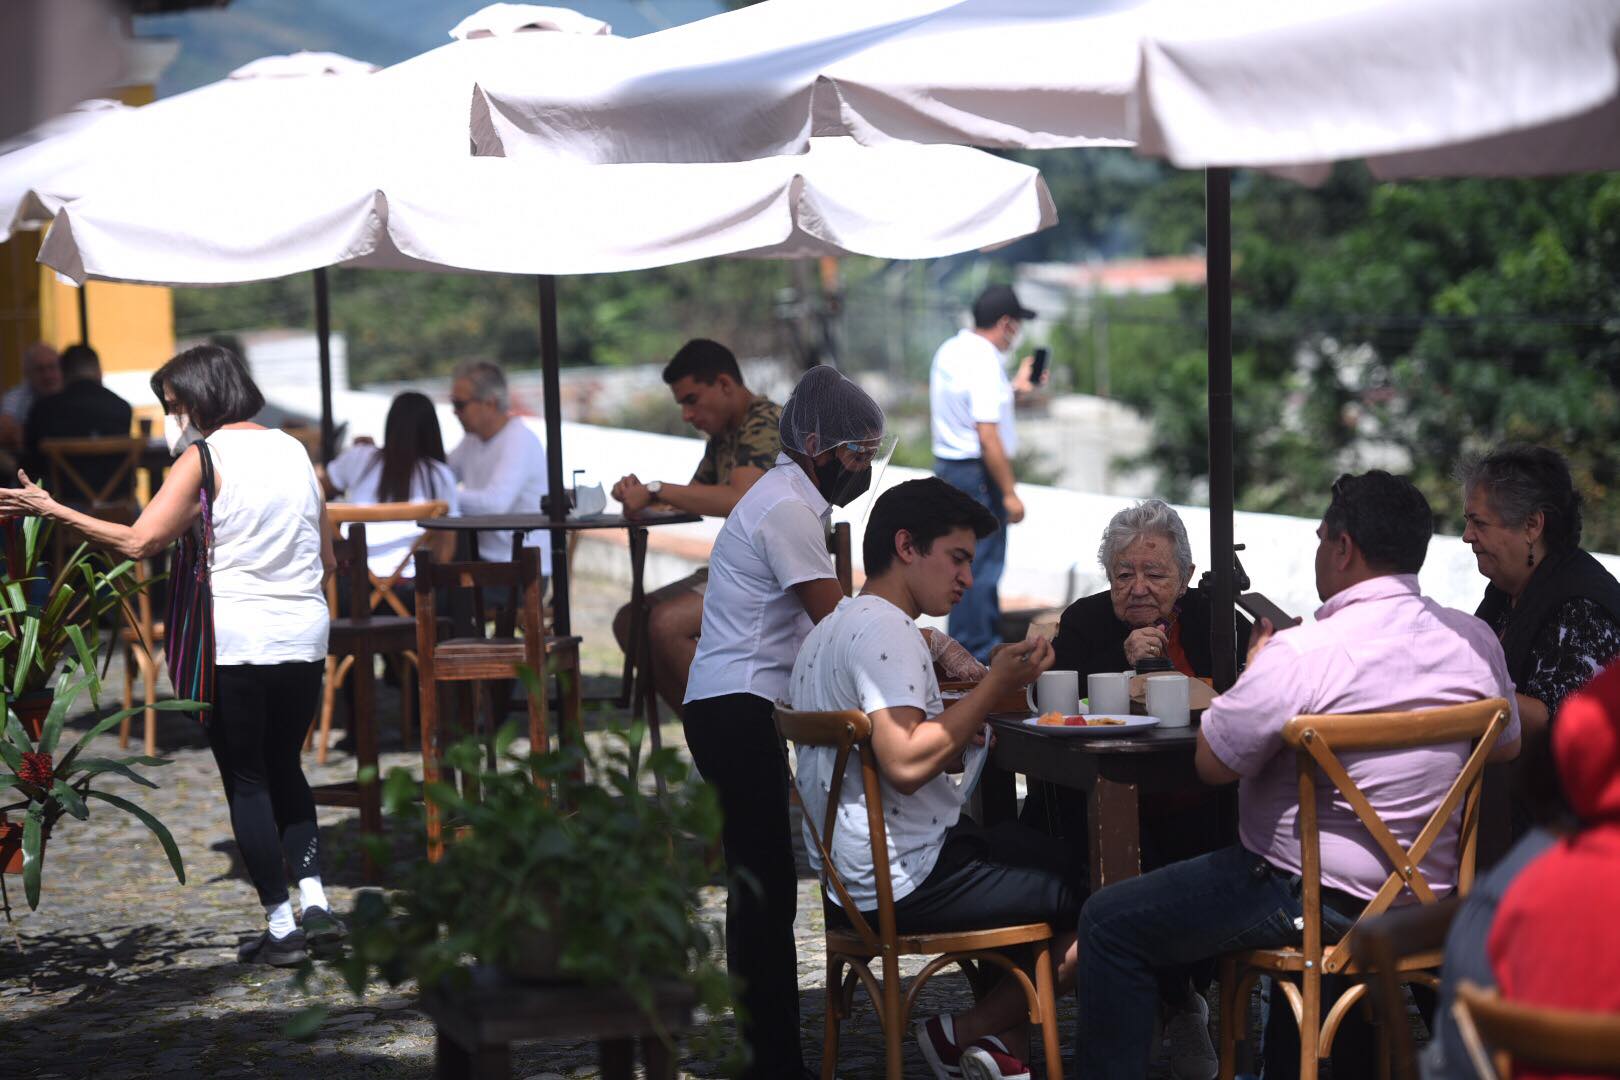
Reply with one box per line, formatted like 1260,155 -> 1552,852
18,752 -> 53,788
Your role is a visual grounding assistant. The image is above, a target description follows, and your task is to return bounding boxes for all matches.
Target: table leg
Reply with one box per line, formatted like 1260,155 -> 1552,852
436,1031 -> 510,1080
599,1037 -> 636,1079
980,761 -> 1018,826
353,641 -> 381,884
1087,770 -> 1142,891
626,527 -> 667,796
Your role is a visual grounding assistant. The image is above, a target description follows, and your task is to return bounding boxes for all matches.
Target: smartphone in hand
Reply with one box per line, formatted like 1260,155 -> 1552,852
1029,346 -> 1049,385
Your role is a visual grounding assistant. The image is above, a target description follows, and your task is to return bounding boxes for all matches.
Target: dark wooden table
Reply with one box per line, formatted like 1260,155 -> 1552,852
983,717 -> 1205,891
419,970 -> 697,1080
419,511 -> 703,787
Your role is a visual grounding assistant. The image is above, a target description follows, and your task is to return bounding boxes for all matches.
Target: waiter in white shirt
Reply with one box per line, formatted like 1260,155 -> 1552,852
929,284 -> 1041,662
683,365 -> 891,1080
445,359 -> 550,574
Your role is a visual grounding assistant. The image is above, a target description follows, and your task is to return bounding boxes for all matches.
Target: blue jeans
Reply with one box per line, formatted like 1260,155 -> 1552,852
935,457 -> 1007,663
1076,845 -> 1360,1079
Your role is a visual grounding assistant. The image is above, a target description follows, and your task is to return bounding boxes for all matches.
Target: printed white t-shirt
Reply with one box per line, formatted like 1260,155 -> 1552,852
789,594 -> 987,910
326,445 -> 460,579
206,429 -> 329,665
684,454 -> 836,706
929,328 -> 1016,460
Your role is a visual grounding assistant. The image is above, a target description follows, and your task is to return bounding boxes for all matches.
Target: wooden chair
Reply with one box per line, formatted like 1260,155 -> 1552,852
1453,979 -> 1620,1078
1216,698 -> 1510,1080
775,706 -> 1064,1080
1349,897 -> 1462,1080
312,522 -> 425,881
310,500 -> 451,762
830,520 -> 854,596
414,547 -> 582,862
38,434 -> 143,569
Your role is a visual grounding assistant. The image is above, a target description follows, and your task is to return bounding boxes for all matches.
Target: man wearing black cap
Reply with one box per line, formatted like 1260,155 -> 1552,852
929,283 -> 1042,662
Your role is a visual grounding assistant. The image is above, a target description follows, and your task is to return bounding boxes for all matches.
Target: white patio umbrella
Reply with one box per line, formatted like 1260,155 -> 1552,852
37,138 -> 1056,633
465,0 -> 1620,685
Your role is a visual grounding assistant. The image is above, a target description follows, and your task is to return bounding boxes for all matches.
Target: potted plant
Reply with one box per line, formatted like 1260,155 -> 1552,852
0,663 -> 197,915
306,665 -> 736,1060
0,516 -> 154,737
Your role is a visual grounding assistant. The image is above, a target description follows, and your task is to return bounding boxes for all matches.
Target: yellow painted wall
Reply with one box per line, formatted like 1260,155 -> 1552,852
0,80 -> 175,392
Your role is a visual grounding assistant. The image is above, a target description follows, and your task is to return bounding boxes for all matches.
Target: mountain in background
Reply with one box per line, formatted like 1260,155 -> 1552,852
132,0 -> 728,97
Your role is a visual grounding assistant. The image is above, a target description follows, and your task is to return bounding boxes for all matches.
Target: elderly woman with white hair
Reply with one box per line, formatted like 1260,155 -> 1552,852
1049,498 -> 1242,678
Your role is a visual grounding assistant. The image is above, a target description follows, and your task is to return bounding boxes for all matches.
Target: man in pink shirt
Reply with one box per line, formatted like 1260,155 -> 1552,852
1074,471 -> 1521,1079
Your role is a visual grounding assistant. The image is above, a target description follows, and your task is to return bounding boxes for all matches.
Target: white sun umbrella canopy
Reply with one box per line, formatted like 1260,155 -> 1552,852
469,0 -> 1147,163
1129,0 -> 1620,183
39,138 -> 1056,284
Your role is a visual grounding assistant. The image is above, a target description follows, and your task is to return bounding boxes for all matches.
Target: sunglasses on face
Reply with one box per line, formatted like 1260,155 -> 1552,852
450,398 -> 473,412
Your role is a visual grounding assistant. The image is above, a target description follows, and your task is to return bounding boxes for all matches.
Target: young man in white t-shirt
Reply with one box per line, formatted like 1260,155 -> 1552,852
789,477 -> 1081,1080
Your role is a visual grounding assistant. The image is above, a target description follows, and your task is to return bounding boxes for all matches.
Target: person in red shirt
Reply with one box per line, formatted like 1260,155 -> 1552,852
1487,656 -> 1620,1079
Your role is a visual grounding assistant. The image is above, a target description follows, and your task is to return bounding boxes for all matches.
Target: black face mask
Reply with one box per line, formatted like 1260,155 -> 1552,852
814,455 -> 871,507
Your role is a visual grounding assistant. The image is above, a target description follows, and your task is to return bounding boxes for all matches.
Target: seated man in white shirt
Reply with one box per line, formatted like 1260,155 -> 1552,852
445,359 -> 549,573
790,477 -> 1081,1080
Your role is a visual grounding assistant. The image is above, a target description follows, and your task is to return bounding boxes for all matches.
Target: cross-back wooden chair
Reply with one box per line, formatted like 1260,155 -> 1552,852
308,500 -> 451,761
414,547 -> 582,862
775,706 -> 1064,1080
1348,897 -> 1463,1080
1216,698 -> 1510,1080
39,435 -> 143,567
1452,979 -> 1620,1078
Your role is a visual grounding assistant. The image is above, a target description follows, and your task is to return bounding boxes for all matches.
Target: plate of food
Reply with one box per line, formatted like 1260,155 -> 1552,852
1022,712 -> 1159,737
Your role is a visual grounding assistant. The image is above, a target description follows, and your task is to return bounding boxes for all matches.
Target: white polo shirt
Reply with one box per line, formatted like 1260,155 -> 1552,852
929,328 -> 1016,460
789,594 -> 987,909
447,418 -> 550,572
685,454 -> 837,706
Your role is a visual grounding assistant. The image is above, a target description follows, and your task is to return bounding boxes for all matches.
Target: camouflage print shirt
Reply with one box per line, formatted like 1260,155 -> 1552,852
691,395 -> 783,486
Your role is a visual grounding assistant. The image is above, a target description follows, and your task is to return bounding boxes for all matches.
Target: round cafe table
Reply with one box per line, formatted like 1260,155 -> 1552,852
418,510 -> 703,781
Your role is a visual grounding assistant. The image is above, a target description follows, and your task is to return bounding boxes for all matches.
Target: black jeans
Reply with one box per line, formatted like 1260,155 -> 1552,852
206,661 -> 325,908
682,692 -> 803,1079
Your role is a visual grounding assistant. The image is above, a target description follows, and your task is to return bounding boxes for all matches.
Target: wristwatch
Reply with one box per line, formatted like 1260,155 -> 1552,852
646,481 -> 663,497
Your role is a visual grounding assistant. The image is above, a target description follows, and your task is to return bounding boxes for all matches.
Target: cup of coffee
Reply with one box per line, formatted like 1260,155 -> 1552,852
1088,671 -> 1131,715
1026,670 -> 1080,716
1145,672 -> 1191,727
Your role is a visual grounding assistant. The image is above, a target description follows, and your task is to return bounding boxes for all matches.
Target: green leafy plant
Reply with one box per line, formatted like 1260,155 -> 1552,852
0,664 -> 199,913
0,516 -> 154,698
310,665 -> 736,1061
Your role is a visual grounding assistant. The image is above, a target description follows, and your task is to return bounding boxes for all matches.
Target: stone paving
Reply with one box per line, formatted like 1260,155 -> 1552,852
0,571 -> 1182,1080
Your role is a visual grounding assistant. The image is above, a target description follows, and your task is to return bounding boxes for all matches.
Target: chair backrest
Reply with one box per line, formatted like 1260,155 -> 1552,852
413,545 -> 545,645
1284,698 -> 1509,977
774,706 -> 898,952
39,435 -> 143,508
1349,898 -> 1463,1080
829,521 -> 854,597
327,500 -> 450,617
1454,979 -> 1620,1078
327,521 -> 376,622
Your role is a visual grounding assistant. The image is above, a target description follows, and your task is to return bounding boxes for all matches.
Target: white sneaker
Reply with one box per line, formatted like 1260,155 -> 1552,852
1165,991 -> 1218,1080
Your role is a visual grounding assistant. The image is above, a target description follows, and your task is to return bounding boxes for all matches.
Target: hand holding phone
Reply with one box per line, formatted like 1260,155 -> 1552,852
1029,347 -> 1049,386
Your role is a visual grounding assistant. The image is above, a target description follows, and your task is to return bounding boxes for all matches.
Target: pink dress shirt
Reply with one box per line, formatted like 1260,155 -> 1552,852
1203,574 -> 1520,900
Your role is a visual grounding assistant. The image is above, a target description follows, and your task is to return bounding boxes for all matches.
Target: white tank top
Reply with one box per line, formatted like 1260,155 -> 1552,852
205,429 -> 329,665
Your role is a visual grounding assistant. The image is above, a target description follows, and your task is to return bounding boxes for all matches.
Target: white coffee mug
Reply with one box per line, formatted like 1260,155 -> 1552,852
1146,672 -> 1191,728
1026,670 -> 1080,716
1088,671 -> 1131,715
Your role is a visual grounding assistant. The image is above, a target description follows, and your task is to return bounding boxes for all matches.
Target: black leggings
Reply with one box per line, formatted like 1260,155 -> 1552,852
206,661 -> 325,907
682,693 -> 803,1080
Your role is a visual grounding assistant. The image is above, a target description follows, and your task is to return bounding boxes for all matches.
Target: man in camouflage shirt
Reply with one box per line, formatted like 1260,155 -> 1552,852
611,339 -> 782,715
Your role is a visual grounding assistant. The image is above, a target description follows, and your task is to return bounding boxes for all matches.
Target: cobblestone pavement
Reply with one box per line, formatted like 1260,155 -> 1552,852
0,572 -> 1179,1080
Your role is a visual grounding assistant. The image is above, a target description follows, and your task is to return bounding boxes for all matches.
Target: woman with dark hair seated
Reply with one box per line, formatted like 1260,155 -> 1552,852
323,390 -> 459,583
0,344 -> 340,967
1461,444 -> 1620,742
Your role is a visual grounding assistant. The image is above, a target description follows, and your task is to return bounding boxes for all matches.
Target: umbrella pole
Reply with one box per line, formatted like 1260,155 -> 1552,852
1207,168 -> 1237,691
76,287 -> 89,344
313,267 -> 335,464
537,275 -> 570,636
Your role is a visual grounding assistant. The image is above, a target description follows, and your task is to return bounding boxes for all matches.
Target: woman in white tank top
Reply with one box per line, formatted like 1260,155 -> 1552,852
0,344 -> 340,967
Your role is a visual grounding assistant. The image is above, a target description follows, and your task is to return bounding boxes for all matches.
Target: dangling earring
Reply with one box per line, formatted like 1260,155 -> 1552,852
1527,543 -> 1535,568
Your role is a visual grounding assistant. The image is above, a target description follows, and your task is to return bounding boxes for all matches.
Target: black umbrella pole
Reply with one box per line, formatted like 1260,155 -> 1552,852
1207,168 -> 1237,691
77,287 -> 89,344
537,275 -> 570,637
313,268 -> 335,465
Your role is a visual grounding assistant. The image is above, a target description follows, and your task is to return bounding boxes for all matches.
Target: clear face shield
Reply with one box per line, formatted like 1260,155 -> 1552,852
816,433 -> 899,543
